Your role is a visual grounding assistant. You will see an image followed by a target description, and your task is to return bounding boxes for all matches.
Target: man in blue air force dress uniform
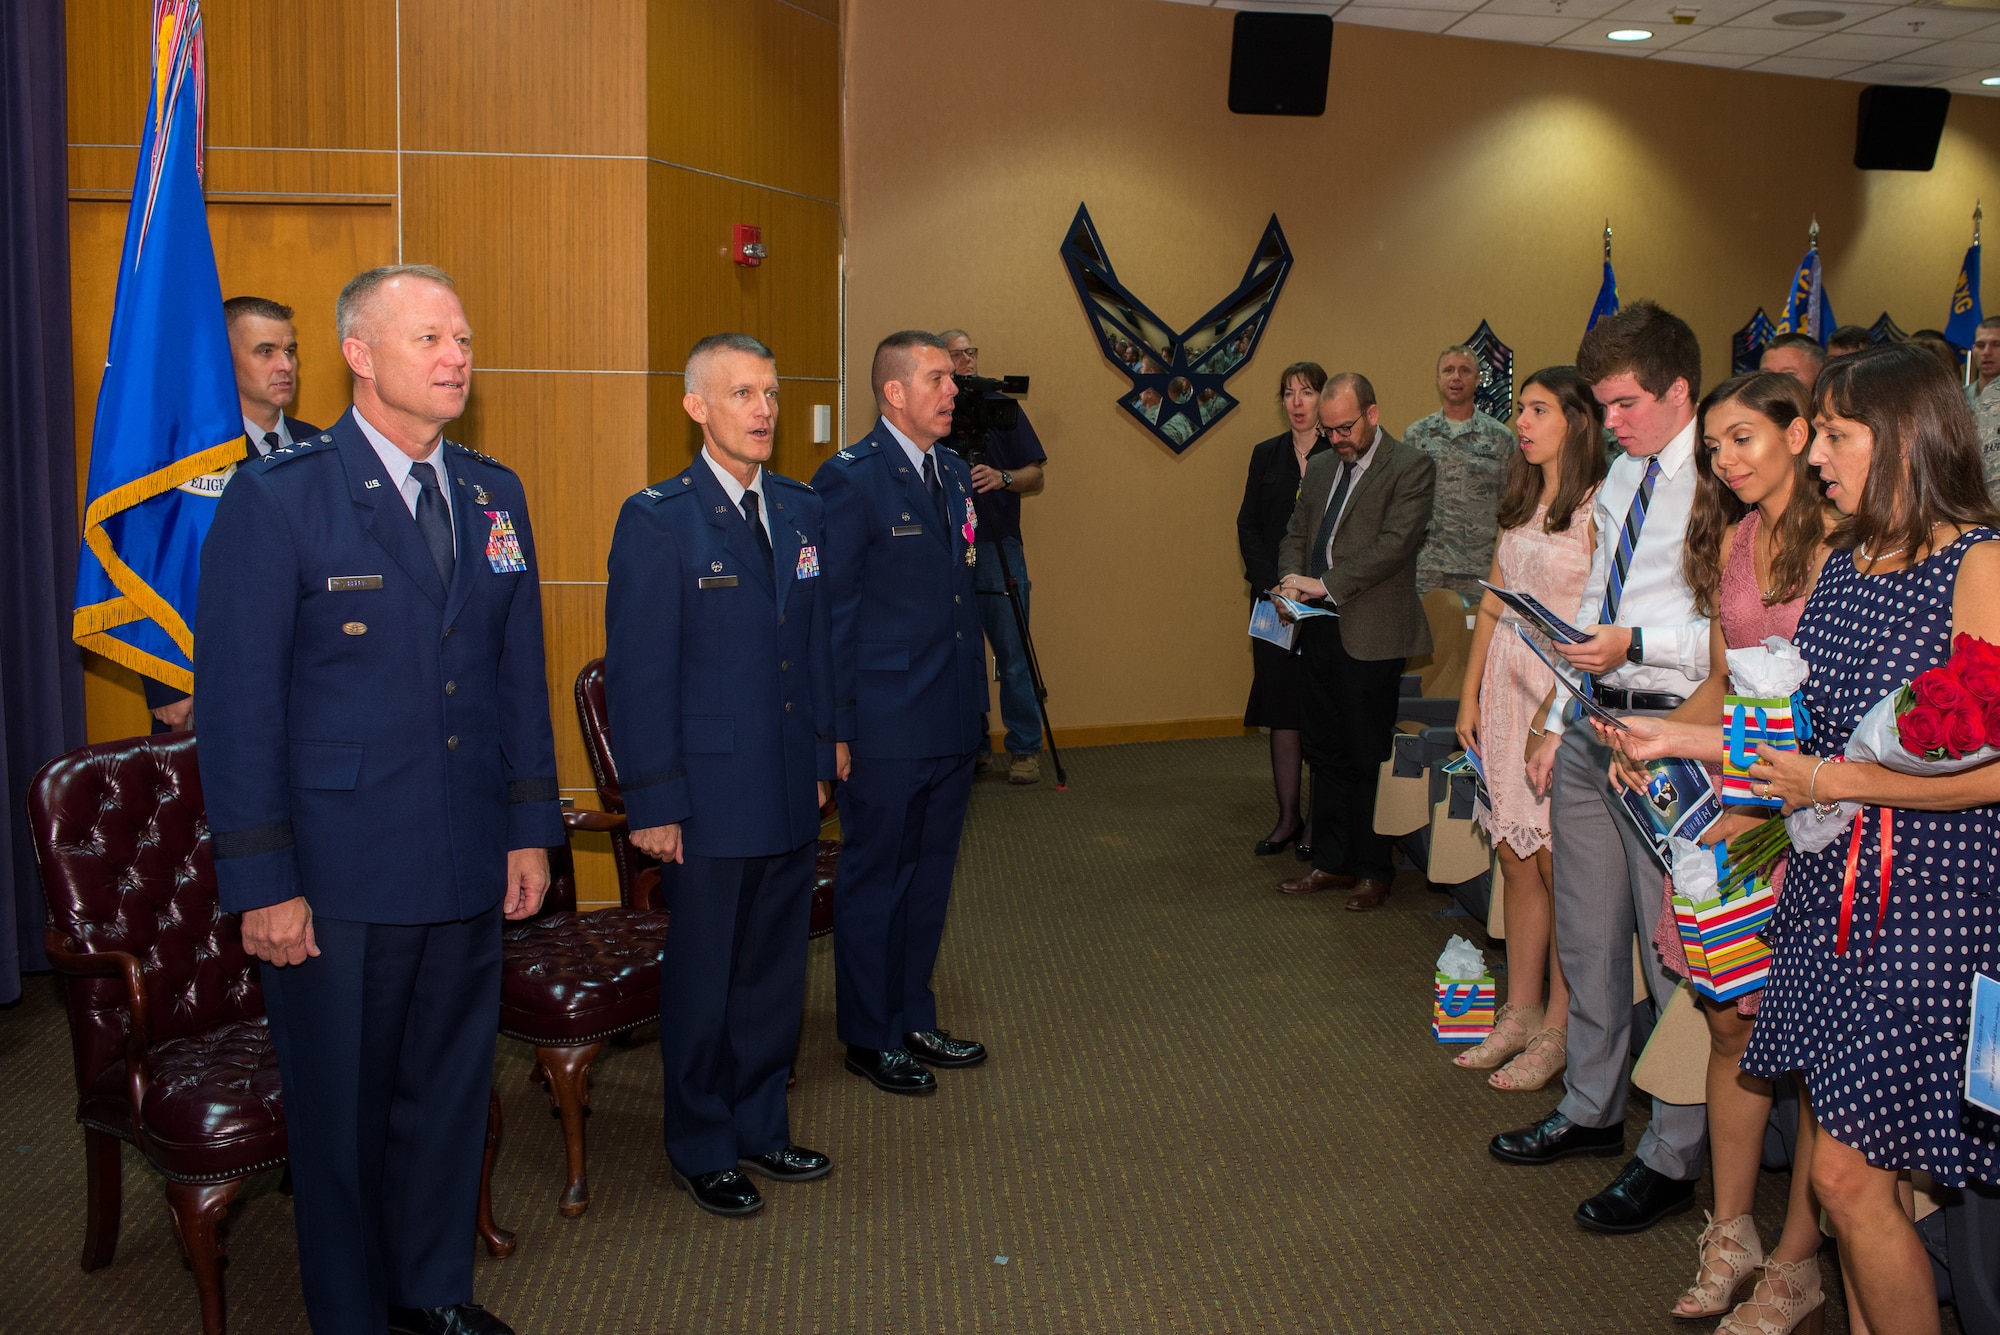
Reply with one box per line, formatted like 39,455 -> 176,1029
812,330 -> 990,1095
196,265 -> 558,1335
603,333 -> 837,1219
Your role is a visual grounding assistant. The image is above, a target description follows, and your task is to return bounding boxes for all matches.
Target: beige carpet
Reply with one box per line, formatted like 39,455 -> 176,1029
1,734 -> 1925,1333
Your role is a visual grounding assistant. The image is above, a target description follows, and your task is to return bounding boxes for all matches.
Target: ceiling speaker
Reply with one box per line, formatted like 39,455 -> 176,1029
1228,12 -> 1333,117
1854,85 -> 1951,171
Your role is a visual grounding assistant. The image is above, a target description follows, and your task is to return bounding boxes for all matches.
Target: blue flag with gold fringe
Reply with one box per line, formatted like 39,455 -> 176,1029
72,0 -> 240,694
1946,237 -> 1982,351
1586,259 -> 1618,334
1777,246 -> 1836,345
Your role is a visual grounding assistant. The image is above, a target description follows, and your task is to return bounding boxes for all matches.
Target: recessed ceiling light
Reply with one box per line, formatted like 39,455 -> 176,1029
1984,74 -> 2000,85
1607,27 -> 1655,39
1772,9 -> 1845,25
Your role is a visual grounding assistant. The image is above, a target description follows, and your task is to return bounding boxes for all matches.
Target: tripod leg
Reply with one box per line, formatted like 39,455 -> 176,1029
990,540 -> 1066,788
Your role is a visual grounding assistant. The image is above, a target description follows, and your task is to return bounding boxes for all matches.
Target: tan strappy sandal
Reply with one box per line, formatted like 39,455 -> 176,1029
1489,1026 -> 1567,1091
1670,1212 -> 1762,1319
1715,1256 -> 1826,1335
1454,1001 -> 1539,1070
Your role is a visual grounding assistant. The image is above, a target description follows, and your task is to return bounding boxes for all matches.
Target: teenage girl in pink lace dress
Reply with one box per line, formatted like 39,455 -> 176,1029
1454,367 -> 1605,1090
1606,372 -> 1833,1335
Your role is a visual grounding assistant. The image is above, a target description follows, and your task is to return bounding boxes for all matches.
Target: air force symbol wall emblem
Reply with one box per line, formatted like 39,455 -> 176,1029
1060,203 -> 1294,454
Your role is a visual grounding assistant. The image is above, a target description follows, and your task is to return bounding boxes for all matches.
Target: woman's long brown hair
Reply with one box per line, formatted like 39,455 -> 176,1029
1682,372 -> 1827,619
1496,366 -> 1607,535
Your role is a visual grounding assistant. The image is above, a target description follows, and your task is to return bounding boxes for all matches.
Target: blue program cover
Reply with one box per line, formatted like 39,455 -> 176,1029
1968,973 -> 2000,1117
1619,755 -> 1723,870
1248,597 -> 1297,651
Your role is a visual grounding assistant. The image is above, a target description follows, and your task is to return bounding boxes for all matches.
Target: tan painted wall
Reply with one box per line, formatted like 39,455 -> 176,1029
843,0 -> 2000,734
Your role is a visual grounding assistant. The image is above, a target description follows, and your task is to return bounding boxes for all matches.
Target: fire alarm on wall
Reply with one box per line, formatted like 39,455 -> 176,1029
732,224 -> 767,267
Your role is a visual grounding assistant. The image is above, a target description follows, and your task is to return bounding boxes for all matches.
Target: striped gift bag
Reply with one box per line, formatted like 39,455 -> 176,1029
1433,973 -> 1497,1043
1721,693 -> 1806,808
1672,876 -> 1776,1002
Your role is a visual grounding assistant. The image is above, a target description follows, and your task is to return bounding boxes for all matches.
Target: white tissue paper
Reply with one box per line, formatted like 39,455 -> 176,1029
1435,934 -> 1488,980
1667,836 -> 1722,901
1724,637 -> 1812,699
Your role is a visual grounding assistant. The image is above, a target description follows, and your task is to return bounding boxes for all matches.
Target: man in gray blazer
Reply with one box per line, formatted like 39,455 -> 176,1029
1272,372 -> 1435,910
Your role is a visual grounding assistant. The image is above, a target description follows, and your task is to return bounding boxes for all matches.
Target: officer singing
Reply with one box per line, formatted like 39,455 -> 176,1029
813,329 -> 989,1095
604,332 -> 837,1219
196,264 -> 560,1335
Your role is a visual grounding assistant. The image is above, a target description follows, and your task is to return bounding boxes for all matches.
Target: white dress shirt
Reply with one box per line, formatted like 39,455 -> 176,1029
700,446 -> 768,540
1546,416 -> 1710,735
880,415 -> 936,476
243,412 -> 293,457
1321,426 -> 1384,565
354,407 -> 455,553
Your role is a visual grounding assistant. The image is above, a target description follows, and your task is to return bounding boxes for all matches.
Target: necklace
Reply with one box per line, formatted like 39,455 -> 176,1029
1858,521 -> 1948,566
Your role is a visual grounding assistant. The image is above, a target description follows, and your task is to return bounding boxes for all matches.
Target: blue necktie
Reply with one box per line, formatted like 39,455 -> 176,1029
742,490 -> 774,573
1600,456 -> 1660,626
1309,460 -> 1356,580
410,461 -> 455,589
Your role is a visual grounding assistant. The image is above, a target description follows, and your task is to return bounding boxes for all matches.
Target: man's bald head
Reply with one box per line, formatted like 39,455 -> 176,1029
335,263 -> 456,343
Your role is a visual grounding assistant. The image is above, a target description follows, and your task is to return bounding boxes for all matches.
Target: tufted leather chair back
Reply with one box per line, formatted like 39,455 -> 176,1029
574,658 -> 622,813
29,733 -> 262,1114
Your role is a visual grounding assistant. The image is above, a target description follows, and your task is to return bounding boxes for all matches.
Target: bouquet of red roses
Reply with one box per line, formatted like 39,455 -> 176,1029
1787,633 -> 2000,854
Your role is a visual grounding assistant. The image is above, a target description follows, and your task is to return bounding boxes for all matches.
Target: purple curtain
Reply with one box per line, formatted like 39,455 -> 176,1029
0,0 -> 84,1004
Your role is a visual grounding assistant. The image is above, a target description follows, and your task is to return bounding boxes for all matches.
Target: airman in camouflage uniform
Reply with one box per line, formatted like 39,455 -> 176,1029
1970,318 -> 2000,505
1406,345 -> 1512,605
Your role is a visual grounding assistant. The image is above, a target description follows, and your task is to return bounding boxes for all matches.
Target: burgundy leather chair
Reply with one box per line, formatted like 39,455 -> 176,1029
500,808 -> 669,1217
573,657 -> 836,935
30,733 -> 512,1335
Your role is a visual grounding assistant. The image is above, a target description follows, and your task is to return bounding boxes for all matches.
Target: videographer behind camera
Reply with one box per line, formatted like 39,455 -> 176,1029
942,329 -> 1048,785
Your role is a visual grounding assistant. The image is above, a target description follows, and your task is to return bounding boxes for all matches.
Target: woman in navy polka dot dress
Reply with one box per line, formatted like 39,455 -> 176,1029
1745,343 -> 2000,1335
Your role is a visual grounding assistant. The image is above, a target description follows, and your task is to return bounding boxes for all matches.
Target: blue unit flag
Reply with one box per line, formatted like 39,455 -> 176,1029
72,0 -> 241,694
1947,238 -> 1983,352
1777,245 -> 1836,345
1587,260 -> 1619,334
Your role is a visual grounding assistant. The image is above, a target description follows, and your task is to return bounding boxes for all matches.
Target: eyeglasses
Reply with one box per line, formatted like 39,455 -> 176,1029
1321,416 -> 1363,440
948,347 -> 979,360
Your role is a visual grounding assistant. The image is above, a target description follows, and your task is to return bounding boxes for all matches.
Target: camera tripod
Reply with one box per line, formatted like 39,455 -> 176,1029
978,537 -> 1067,789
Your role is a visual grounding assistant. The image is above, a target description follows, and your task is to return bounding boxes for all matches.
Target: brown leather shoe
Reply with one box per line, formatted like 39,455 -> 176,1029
1343,877 -> 1391,911
1277,869 -> 1356,895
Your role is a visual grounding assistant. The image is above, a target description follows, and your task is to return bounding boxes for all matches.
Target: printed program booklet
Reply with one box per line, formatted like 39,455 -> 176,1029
1513,627 -> 1632,734
1479,580 -> 1591,645
1968,973 -> 2000,1117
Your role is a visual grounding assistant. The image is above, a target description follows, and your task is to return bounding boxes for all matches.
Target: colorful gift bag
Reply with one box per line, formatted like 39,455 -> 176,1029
1432,972 -> 1497,1043
1721,693 -> 1803,807
1671,877 -> 1776,1002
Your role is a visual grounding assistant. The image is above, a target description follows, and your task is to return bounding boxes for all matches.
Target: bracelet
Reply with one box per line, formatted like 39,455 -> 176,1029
1808,758 -> 1840,817
1528,725 -> 1548,738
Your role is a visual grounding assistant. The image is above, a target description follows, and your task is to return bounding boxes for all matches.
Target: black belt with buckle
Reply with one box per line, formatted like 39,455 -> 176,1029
1593,686 -> 1685,711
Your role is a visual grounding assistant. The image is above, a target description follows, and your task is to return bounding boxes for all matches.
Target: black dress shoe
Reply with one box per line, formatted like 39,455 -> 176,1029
672,1167 -> 765,1217
1295,842 -> 1314,862
1253,825 -> 1301,855
1488,1109 -> 1625,1165
740,1144 -> 832,1182
903,1028 -> 987,1067
1575,1156 -> 1698,1234
388,1304 -> 515,1335
845,1045 -> 938,1094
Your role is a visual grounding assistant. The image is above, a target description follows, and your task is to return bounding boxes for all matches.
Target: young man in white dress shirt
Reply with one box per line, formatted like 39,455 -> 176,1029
1488,301 -> 1712,1236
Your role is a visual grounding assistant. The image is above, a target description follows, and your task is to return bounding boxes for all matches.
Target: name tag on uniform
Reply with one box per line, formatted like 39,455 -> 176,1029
892,524 -> 924,537
698,575 -> 739,589
327,575 -> 384,592
796,544 -> 820,579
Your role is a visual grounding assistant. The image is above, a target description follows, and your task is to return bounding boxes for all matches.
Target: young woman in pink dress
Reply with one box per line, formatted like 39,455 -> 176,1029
1453,367 -> 1605,1089
1604,372 -> 1833,1334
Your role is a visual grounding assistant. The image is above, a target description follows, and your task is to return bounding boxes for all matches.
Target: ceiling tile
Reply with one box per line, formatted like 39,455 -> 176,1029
1669,22 -> 1813,48
1843,57 -> 1968,79
1937,72 -> 2000,93
1338,5 -> 1473,30
1478,0 -> 1630,17
1839,8 -> 2000,38
1325,0 -> 1471,10
1653,46 -> 1769,62
1727,1 -> 1897,31
1446,11 -> 1593,39
1779,28 -> 1935,56
1602,0 -> 1776,23
1553,22 -> 1699,47
1746,51 -> 1877,72
1938,37 -> 2000,63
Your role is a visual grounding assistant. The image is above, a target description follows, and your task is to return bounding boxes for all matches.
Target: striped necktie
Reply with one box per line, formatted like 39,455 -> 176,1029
1600,455 -> 1661,626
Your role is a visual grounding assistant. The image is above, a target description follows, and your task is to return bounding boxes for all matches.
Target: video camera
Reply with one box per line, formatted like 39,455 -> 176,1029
947,373 -> 1030,465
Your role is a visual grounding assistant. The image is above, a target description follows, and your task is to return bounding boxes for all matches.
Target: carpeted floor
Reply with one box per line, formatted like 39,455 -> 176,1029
0,735 -> 1931,1333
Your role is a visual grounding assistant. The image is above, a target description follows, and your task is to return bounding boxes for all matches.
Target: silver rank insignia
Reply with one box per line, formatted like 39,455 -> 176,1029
473,484 -> 491,505
711,561 -> 724,573
966,545 -> 977,567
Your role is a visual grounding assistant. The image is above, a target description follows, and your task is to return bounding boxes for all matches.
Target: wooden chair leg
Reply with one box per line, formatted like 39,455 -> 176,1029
477,1086 -> 516,1257
80,1126 -> 124,1271
536,1042 -> 601,1218
164,1177 -> 241,1335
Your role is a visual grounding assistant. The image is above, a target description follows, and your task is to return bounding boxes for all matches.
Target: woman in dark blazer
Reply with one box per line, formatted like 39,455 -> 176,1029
1236,360 -> 1328,857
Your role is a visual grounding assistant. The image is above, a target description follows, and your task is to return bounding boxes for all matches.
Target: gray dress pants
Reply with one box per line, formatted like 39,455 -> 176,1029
1550,719 -> 1707,1182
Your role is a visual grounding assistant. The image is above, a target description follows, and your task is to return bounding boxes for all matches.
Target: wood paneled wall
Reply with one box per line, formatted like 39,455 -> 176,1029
65,0 -> 843,906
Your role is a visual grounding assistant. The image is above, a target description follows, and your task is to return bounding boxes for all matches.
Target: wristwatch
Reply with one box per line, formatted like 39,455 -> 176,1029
1625,627 -> 1645,664
1000,470 -> 1014,489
